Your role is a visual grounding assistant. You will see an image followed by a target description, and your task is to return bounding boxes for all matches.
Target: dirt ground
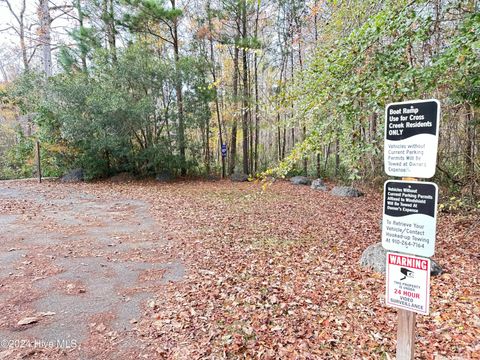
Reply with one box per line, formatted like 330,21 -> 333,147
0,179 -> 478,359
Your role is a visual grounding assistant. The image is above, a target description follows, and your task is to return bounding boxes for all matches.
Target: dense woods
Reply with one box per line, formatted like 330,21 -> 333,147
0,0 -> 478,197
0,2 -> 479,358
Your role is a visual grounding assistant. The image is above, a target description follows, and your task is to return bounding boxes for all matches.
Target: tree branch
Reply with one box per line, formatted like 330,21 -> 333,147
436,164 -> 464,186
1,0 -> 22,25
27,44 -> 41,63
0,26 -> 14,32
146,27 -> 174,45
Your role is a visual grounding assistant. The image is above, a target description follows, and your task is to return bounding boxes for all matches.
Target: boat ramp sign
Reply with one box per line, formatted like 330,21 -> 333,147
384,99 -> 440,178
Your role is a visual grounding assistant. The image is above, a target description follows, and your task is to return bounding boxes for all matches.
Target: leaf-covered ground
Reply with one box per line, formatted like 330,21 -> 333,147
0,179 -> 478,359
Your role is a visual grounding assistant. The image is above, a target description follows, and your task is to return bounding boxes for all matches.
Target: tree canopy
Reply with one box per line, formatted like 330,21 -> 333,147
0,0 -> 478,200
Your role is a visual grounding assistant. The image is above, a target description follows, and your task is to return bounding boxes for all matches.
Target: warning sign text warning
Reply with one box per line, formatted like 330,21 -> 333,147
386,252 -> 430,315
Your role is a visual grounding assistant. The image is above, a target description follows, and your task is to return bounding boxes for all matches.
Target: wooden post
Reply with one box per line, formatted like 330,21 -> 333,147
35,140 -> 42,183
396,309 -> 416,359
396,176 -> 418,359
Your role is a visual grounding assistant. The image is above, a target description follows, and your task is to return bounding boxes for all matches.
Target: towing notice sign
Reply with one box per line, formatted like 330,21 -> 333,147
384,99 -> 440,178
382,180 -> 438,257
386,252 -> 430,315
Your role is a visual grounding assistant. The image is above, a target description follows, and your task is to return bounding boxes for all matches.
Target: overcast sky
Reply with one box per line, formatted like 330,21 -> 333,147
0,0 -> 25,48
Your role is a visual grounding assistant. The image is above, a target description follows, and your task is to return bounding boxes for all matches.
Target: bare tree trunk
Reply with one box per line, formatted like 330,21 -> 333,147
303,142 -> 309,176
276,59 -> 286,162
5,0 -> 29,71
249,65 -> 254,174
108,0 -> 117,61
313,0 -> 318,44
102,0 -> 116,61
171,0 -> 186,176
241,0 -> 249,175
369,112 -> 378,174
253,0 -> 260,173
229,46 -> 239,175
277,116 -> 282,161
465,103 -> 476,197
0,61 -> 8,82
19,1 -> 28,71
316,153 -> 321,178
335,132 -> 340,177
76,0 -> 87,72
290,50 -> 295,150
254,55 -> 259,172
298,37 -> 307,175
205,108 -> 210,174
207,1 -> 225,177
324,143 -> 331,174
38,0 -> 52,77
370,112 -> 377,142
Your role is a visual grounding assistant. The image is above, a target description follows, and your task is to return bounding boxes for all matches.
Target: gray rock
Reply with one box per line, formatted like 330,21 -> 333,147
430,260 -> 443,276
155,172 -> 173,182
290,176 -> 311,186
110,172 -> 135,183
311,178 -> 327,191
359,243 -> 389,273
359,242 -> 443,276
230,173 -> 249,182
205,175 -> 220,182
60,168 -> 84,183
331,186 -> 363,197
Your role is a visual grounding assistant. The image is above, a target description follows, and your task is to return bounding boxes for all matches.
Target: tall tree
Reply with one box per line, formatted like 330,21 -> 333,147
205,0 -> 226,177
38,0 -> 52,76
1,0 -> 29,71
170,0 -> 186,175
75,0 -> 87,72
253,0 -> 260,173
224,0 -> 242,175
102,0 -> 117,61
241,0 -> 249,174
229,45 -> 239,174
123,0 -> 187,175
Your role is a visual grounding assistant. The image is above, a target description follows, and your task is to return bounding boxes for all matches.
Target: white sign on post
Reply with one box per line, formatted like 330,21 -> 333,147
384,99 -> 440,178
386,252 -> 431,315
382,180 -> 438,257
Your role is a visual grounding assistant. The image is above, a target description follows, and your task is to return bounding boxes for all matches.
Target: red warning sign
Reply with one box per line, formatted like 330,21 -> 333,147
386,252 -> 430,315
